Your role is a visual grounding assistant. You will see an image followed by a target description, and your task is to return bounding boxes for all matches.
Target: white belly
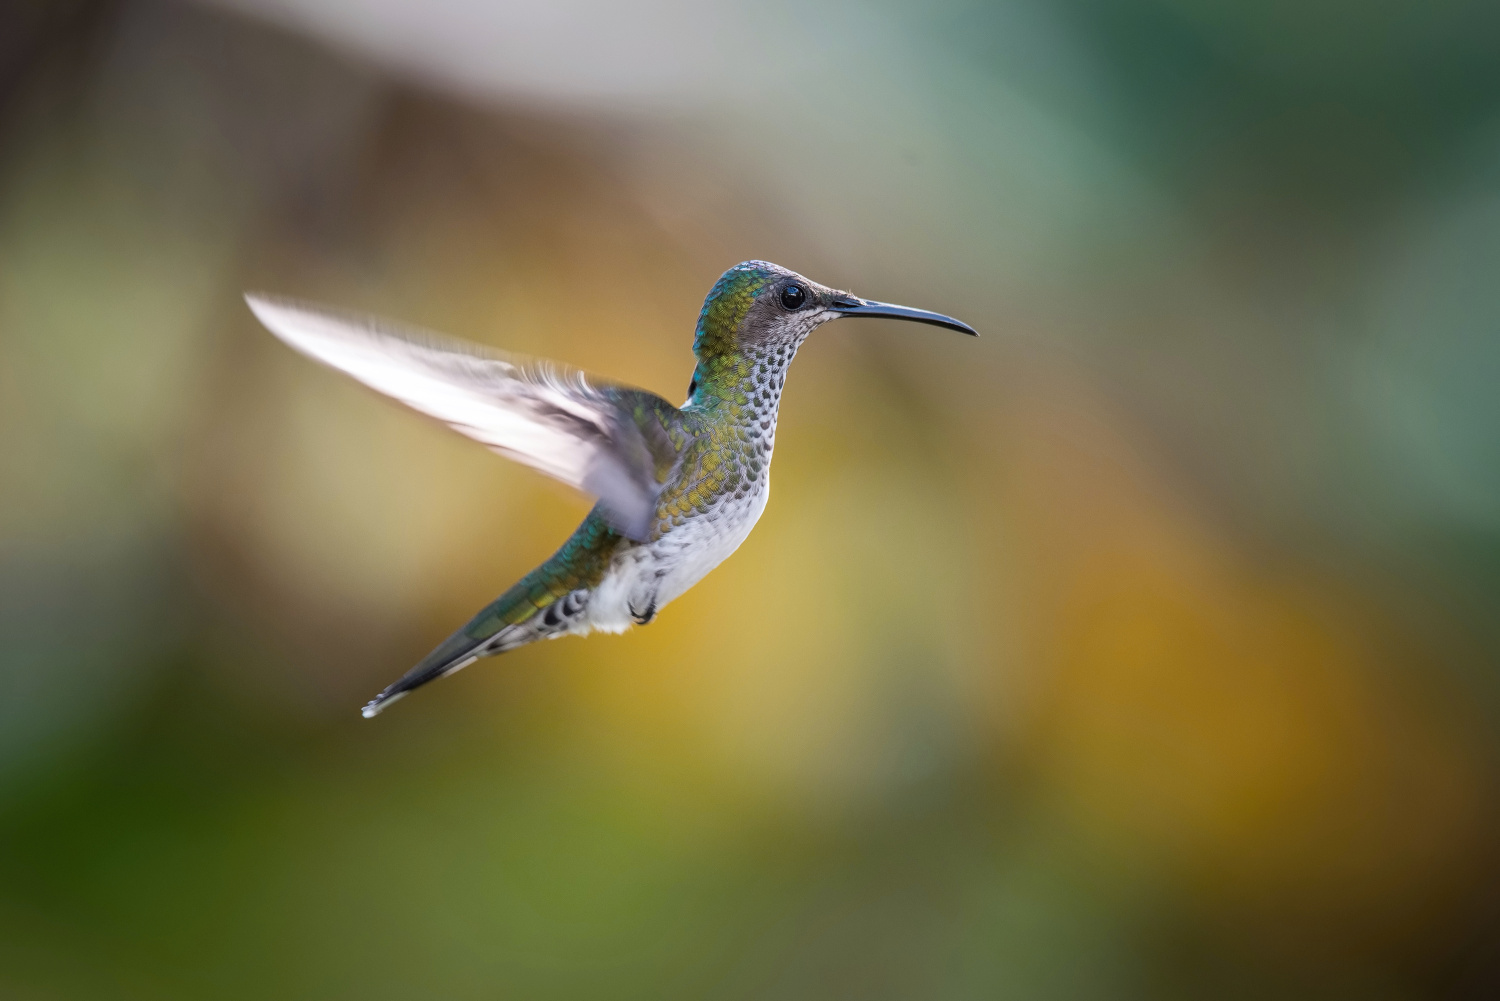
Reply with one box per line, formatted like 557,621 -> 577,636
583,480 -> 770,634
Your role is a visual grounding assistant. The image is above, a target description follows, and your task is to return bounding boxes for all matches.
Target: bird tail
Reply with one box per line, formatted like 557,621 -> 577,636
361,510 -> 622,717
361,580 -> 551,717
360,626 -> 495,718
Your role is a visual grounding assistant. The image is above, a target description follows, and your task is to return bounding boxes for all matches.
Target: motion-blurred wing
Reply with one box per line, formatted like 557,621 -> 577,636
246,294 -> 683,541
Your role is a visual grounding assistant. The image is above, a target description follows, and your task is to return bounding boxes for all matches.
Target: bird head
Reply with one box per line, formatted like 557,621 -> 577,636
693,261 -> 976,360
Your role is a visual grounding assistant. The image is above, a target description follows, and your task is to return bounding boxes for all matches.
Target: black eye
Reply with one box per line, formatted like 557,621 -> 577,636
779,284 -> 807,310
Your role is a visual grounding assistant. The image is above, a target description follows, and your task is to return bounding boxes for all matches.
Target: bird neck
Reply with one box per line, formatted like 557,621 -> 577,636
685,339 -> 800,428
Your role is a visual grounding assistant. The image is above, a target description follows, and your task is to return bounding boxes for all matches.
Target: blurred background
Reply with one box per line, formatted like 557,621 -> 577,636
2,0 -> 1499,997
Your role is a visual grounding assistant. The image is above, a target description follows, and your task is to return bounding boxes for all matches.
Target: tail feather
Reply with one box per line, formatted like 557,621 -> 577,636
359,584 -> 589,717
361,509 -> 622,717
361,584 -> 546,718
361,627 -> 495,718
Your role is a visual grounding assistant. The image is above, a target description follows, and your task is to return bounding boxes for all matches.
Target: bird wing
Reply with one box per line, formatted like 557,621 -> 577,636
246,294 -> 685,541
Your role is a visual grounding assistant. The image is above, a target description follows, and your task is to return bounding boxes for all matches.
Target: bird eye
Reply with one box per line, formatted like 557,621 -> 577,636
779,284 -> 807,310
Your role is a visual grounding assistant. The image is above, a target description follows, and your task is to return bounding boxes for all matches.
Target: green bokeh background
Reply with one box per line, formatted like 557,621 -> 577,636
2,0 -> 1499,997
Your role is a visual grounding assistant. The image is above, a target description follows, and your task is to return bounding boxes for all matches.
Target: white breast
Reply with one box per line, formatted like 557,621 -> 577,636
581,337 -> 794,638
583,478 -> 770,634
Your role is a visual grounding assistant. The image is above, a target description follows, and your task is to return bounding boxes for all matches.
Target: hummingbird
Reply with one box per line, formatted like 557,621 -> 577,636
247,261 -> 975,717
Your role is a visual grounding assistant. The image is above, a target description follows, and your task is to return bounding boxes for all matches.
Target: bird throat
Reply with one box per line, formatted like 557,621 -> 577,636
685,337 -> 802,430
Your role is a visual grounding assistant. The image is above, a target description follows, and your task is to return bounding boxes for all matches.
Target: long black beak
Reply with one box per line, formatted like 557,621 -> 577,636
829,295 -> 977,336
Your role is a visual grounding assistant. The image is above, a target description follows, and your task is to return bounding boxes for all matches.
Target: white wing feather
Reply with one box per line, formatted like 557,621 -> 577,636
246,294 -> 680,539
